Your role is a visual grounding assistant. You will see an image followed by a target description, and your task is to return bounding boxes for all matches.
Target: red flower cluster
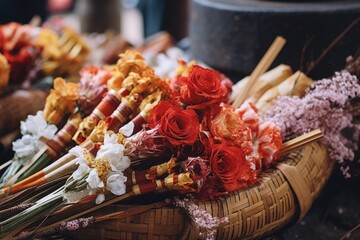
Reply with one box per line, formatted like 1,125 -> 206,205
0,22 -> 38,84
136,65 -> 282,199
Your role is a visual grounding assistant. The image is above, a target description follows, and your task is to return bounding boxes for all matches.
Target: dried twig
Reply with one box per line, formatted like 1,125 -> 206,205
340,223 -> 360,240
306,17 -> 360,75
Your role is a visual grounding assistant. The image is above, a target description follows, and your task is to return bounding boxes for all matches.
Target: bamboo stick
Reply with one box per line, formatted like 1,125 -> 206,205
279,129 -> 323,156
232,36 -> 286,108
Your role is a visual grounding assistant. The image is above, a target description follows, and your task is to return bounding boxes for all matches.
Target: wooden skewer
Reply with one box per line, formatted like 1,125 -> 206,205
0,160 -> 12,172
279,129 -> 323,156
232,36 -> 286,108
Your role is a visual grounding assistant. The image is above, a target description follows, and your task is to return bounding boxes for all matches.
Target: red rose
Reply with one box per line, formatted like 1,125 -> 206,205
149,101 -> 200,146
148,101 -> 172,128
180,65 -> 227,109
210,142 -> 256,192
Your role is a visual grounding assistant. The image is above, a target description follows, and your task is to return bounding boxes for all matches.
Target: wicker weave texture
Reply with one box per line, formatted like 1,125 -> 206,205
70,141 -> 332,240
69,205 -> 186,240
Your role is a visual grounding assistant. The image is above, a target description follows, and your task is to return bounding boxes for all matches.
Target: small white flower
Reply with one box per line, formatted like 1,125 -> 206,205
166,47 -> 185,60
72,163 -> 90,180
21,111 -> 57,138
86,168 -> 104,189
20,111 -> 43,135
41,124 -> 58,139
14,111 -> 57,160
107,172 -> 127,196
96,134 -> 130,172
12,135 -> 37,158
95,193 -> 105,204
145,47 -> 189,79
69,146 -> 88,165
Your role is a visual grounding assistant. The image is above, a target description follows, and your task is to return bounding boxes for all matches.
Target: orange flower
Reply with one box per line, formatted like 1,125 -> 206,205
208,103 -> 246,146
116,50 -> 153,77
43,77 -> 80,124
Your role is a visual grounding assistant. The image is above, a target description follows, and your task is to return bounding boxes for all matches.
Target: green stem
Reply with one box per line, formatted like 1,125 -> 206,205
0,170 -> 89,237
0,190 -> 64,236
0,160 -> 22,188
16,153 -> 52,183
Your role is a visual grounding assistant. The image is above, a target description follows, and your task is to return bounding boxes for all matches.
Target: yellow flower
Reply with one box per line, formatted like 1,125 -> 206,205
87,120 -> 108,144
139,89 -> 163,118
34,29 -> 62,60
35,27 -> 90,77
116,50 -> 153,77
43,77 -> 80,124
106,65 -> 125,91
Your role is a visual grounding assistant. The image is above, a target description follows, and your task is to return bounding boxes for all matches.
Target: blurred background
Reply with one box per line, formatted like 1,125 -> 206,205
1,0 -> 358,79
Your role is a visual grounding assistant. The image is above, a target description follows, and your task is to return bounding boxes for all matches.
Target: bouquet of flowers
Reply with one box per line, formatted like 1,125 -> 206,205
0,49 -> 285,239
0,65 -> 111,189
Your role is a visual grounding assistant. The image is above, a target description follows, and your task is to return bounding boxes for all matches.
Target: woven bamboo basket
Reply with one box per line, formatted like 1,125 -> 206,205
68,140 -> 334,240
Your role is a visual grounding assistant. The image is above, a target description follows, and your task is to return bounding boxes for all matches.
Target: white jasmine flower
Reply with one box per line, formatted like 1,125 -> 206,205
86,168 -> 104,189
107,172 -> 127,196
72,163 -> 90,180
13,111 -> 57,160
20,111 -> 57,138
69,146 -> 88,165
12,135 -> 38,158
145,47 -> 189,79
96,133 -> 130,172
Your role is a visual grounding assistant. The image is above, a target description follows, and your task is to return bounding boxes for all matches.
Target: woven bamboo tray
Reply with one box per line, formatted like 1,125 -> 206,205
68,141 -> 333,240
